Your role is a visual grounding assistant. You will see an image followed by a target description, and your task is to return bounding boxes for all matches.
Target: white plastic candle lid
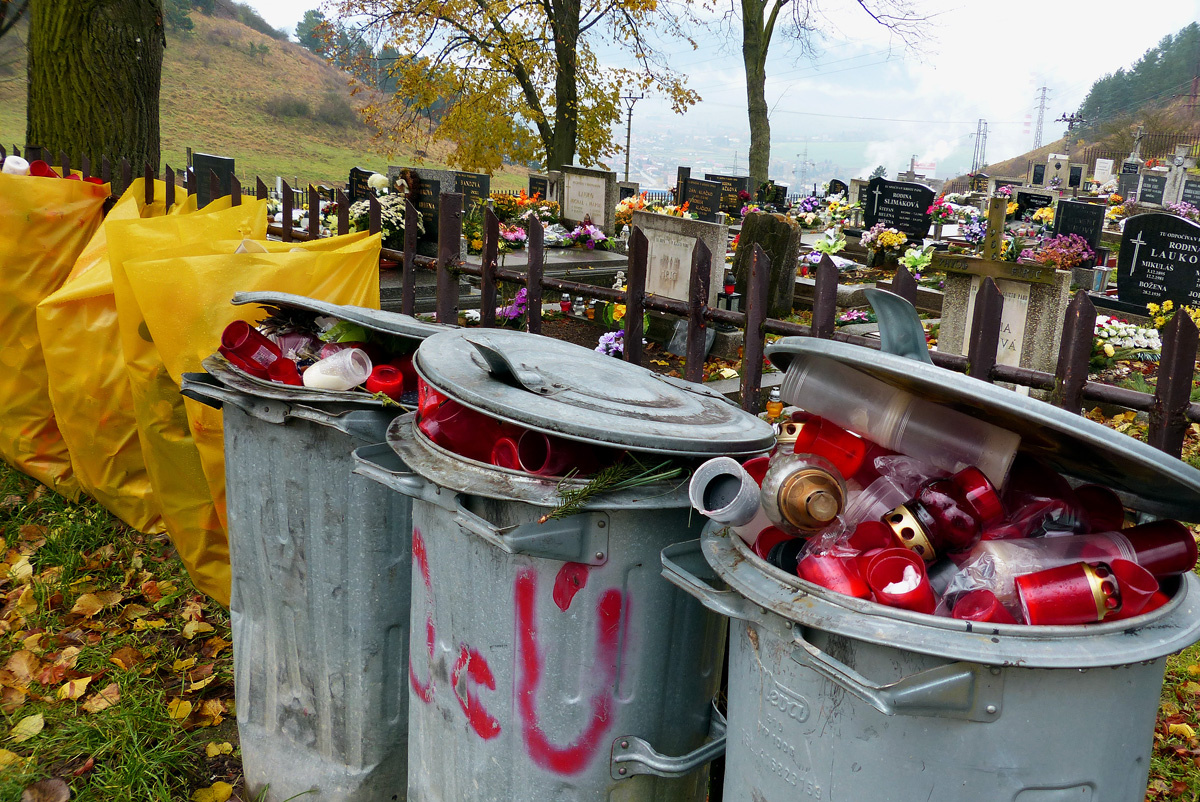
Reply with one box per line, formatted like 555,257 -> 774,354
2,156 -> 30,175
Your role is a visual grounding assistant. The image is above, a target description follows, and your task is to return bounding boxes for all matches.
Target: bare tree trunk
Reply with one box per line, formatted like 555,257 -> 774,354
27,0 -> 164,169
742,0 -> 772,190
547,0 -> 581,169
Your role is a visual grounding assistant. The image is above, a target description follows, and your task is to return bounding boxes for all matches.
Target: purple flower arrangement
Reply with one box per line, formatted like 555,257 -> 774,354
497,288 -> 528,322
568,224 -> 609,250
595,329 -> 624,356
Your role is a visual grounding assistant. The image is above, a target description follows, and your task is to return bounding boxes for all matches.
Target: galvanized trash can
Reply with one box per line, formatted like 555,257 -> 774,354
664,334 -> 1200,802
181,291 -> 442,802
352,328 -> 775,801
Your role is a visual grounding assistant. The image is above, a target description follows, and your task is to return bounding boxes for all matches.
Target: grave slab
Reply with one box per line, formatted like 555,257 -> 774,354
863,177 -> 934,239
1115,212 -> 1200,310
633,210 -> 725,306
559,165 -> 618,236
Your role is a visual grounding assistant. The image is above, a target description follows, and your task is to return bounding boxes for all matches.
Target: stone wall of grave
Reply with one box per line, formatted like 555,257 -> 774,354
559,166 -> 618,236
631,210 -> 725,307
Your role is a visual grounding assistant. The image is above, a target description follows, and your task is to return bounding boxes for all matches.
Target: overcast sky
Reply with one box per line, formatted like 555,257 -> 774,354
245,0 -> 1200,179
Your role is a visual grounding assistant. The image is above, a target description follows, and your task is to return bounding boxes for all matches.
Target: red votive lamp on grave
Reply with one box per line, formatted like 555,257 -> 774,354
559,294 -> 572,314
1015,561 -> 1122,625
864,548 -> 937,614
365,365 -> 405,400
951,589 -> 1017,624
883,466 -> 1005,562
220,320 -> 283,371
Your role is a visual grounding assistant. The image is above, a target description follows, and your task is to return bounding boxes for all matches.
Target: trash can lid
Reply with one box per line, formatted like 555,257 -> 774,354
766,337 -> 1200,520
414,328 -> 776,457
231,291 -> 444,341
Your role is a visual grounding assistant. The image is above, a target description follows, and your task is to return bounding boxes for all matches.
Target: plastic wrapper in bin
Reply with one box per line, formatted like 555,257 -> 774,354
666,320 -> 1200,801
36,178 -> 174,534
106,201 -> 268,604
0,172 -> 110,497
182,291 -> 441,802
354,327 -> 775,801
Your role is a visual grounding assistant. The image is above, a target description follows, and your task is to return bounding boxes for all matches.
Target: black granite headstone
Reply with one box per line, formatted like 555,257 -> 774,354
348,166 -> 374,203
1116,213 -> 1200,309
770,184 -> 788,206
828,179 -> 848,198
685,178 -> 722,223
676,166 -> 691,203
529,174 -> 549,200
856,184 -> 868,207
1015,189 -> 1055,218
413,179 -> 440,241
619,184 -> 637,200
1069,165 -> 1084,189
454,171 -> 489,212
862,177 -> 935,239
1053,200 -> 1105,265
705,174 -> 750,214
1031,164 -> 1046,185
1183,180 -> 1200,208
1118,161 -> 1140,200
193,152 -> 234,209
1139,174 -> 1167,206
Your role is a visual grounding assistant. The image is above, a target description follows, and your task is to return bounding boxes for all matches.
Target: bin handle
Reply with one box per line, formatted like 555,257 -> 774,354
351,444 -> 455,510
788,625 -> 1003,722
610,706 -> 727,780
452,500 -> 611,565
181,374 -> 394,442
660,540 -> 767,624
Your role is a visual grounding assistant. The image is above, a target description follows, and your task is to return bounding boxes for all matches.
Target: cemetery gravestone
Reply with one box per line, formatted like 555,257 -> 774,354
863,176 -> 935,240
618,182 -> 639,201
706,174 -> 750,214
348,166 -> 375,203
851,179 -> 868,208
632,210 -> 725,307
677,167 -> 691,203
1094,159 -> 1115,185
559,165 -> 618,236
1119,161 -> 1141,200
454,171 -> 489,212
1182,180 -> 1200,208
412,179 -> 441,240
1116,213 -> 1200,310
1069,166 -> 1084,189
685,178 -> 722,223
1053,200 -> 1105,258
1139,174 -> 1167,206
193,152 -> 234,209
529,174 -> 549,201
1030,164 -> 1047,186
828,179 -> 848,198
1163,147 -> 1198,206
1015,188 -> 1055,218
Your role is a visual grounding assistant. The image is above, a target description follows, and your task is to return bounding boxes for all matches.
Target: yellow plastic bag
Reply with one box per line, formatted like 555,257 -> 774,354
0,173 -> 110,497
36,179 -> 171,534
106,201 -> 268,605
123,233 -> 382,561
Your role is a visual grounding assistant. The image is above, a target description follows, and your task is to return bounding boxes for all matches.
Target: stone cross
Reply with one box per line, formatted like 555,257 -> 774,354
1130,125 -> 1145,162
1164,145 -> 1198,205
980,197 -> 1008,261
871,185 -> 883,215
1126,231 -> 1147,276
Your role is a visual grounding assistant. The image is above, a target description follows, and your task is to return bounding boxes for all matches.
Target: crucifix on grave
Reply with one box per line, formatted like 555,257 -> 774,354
1164,145 -> 1198,206
1126,231 -> 1148,276
870,184 -> 884,216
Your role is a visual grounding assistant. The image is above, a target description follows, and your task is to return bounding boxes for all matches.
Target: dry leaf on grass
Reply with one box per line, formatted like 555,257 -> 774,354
58,676 -> 92,701
182,621 -> 214,640
0,748 -> 27,768
9,713 -> 43,743
167,698 -> 192,720
81,683 -> 119,714
19,777 -> 69,802
110,647 -> 144,671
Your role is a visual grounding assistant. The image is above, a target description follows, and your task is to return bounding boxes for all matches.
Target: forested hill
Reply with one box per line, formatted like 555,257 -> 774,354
1076,23 -> 1199,129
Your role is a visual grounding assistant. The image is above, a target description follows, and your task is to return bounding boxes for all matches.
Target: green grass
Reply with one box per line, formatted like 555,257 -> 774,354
0,463 -> 238,801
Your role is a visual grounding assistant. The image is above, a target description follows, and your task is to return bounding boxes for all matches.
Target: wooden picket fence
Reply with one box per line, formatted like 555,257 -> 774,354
8,145 -> 1199,462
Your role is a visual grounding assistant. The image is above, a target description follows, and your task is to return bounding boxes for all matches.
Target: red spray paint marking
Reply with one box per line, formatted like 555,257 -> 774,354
409,528 -> 436,703
452,645 -> 502,739
515,567 -> 623,775
552,562 -> 590,612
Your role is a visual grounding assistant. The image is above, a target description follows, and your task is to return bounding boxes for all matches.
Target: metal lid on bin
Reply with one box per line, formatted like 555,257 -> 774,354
231,290 -> 443,341
414,328 -> 775,457
765,337 -> 1200,520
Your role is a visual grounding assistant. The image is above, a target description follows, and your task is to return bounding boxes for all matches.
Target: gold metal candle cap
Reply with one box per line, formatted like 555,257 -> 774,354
778,469 -> 844,531
1083,562 -> 1122,620
884,503 -> 938,563
776,421 -> 803,451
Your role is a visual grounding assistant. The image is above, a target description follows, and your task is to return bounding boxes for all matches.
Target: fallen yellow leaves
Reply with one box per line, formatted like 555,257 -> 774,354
110,646 -> 144,671
57,675 -> 91,701
182,621 -> 214,640
0,747 -> 26,768
191,781 -> 233,802
205,741 -> 233,757
69,590 -> 123,618
9,712 -> 43,743
167,698 -> 192,720
1169,722 -> 1197,739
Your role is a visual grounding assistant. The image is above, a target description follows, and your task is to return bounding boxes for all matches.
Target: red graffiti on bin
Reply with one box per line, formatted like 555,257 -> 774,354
452,645 -> 502,739
552,562 -> 590,611
515,567 -> 623,775
410,529 -> 436,703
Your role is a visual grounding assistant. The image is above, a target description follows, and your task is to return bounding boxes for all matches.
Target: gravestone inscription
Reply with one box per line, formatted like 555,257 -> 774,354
685,178 -> 722,223
1182,180 -> 1200,207
1015,189 -> 1055,218
705,174 -> 750,214
412,179 -> 440,237
529,174 -> 549,200
862,176 -> 935,239
828,179 -> 849,198
1116,213 -> 1200,309
1053,200 -> 1105,251
348,166 -> 374,203
1119,161 -> 1140,200
1139,174 -> 1167,206
454,171 -> 489,211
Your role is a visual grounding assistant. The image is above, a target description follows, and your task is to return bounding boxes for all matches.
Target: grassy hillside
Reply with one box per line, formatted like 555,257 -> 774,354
0,13 -> 527,190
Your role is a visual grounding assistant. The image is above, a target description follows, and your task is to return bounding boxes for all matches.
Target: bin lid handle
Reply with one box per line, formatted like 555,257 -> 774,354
464,333 -> 564,396
864,288 -> 933,365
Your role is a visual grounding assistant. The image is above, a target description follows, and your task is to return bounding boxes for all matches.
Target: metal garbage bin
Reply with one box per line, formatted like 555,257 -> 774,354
181,291 -> 442,802
664,333 -> 1200,802
351,327 -> 776,801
